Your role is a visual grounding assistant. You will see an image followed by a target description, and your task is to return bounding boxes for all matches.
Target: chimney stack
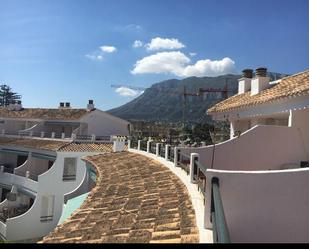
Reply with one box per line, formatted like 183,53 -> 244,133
251,67 -> 270,95
87,99 -> 95,111
238,69 -> 253,94
13,100 -> 22,111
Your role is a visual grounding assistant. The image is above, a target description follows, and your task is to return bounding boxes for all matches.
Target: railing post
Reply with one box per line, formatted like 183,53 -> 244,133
91,134 -> 96,142
29,131 -> 33,137
0,165 -> 4,173
61,132 -> 65,139
1,129 -> 5,136
190,153 -> 199,183
165,144 -> 170,161
26,171 -> 30,178
51,132 -> 55,139
128,140 -> 131,149
174,147 -> 179,167
41,131 -> 45,138
147,141 -> 151,153
137,140 -> 141,150
71,133 -> 76,140
156,143 -> 160,157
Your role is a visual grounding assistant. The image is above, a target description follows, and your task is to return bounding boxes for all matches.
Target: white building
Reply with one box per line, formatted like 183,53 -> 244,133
177,68 -> 309,242
0,100 -> 131,140
0,136 -> 125,241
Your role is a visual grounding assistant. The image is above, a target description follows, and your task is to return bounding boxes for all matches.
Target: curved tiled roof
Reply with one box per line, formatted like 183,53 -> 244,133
207,70 -> 309,114
58,142 -> 122,153
0,108 -> 89,120
39,152 -> 199,243
0,137 -> 69,151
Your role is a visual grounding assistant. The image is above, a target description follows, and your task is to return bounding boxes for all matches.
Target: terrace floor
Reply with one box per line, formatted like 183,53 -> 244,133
38,152 -> 199,243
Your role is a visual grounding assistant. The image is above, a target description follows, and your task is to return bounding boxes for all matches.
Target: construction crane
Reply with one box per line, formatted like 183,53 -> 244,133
110,84 -> 147,91
181,79 -> 233,127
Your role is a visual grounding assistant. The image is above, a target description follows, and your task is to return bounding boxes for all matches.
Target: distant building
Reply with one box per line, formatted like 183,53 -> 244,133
0,100 -> 131,139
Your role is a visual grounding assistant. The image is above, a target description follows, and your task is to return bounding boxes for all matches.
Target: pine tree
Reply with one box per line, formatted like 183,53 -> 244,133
0,84 -> 22,107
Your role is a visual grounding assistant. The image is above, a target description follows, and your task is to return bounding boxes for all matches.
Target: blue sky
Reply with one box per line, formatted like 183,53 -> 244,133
1,0 -> 308,110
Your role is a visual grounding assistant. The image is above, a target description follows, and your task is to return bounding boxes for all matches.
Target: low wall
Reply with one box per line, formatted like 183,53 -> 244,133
205,168 -> 309,242
179,125 -> 308,171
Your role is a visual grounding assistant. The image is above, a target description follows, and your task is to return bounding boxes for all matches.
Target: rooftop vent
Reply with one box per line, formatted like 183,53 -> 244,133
242,69 -> 253,78
238,69 -> 253,94
15,100 -> 22,111
251,67 -> 270,95
255,67 -> 267,77
87,99 -> 95,111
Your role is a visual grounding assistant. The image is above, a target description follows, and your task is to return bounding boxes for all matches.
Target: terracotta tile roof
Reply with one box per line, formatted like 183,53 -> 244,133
39,152 -> 199,243
207,70 -> 309,114
59,142 -> 127,153
0,108 -> 89,120
0,137 -> 69,151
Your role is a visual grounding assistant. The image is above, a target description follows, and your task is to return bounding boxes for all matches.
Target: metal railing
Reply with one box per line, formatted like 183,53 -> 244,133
159,144 -> 165,158
131,140 -> 138,149
168,146 -> 175,162
140,141 -> 147,151
177,152 -> 190,175
150,142 -> 156,154
211,177 -> 231,243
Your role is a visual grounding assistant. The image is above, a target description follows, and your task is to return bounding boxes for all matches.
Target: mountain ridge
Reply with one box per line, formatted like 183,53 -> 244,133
107,72 -> 287,123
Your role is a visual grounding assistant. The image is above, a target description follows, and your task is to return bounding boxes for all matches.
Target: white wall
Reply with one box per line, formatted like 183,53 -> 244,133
14,156 -> 50,180
290,109 -> 309,158
81,110 -> 130,136
4,151 -> 88,241
179,125 -> 308,171
205,168 -> 309,242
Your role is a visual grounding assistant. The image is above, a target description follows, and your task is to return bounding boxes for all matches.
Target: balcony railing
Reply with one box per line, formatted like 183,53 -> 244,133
211,177 -> 230,243
140,141 -> 147,151
159,144 -> 166,158
177,152 -> 190,175
168,146 -> 175,162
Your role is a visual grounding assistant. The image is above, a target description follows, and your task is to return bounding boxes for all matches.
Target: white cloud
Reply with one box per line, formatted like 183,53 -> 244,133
133,40 -> 143,48
100,46 -> 117,53
131,51 -> 236,77
189,52 -> 197,57
131,51 -> 190,76
85,54 -> 104,61
146,37 -> 185,51
182,57 -> 236,77
115,87 -> 143,97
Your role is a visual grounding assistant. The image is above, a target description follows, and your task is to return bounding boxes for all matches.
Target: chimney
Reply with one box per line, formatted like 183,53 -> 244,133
87,99 -> 95,111
59,102 -> 65,108
251,67 -> 270,95
238,69 -> 253,94
15,100 -> 22,111
65,102 -> 71,108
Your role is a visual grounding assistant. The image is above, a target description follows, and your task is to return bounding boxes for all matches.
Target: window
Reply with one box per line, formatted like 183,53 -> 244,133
40,195 -> 54,222
63,157 -> 77,181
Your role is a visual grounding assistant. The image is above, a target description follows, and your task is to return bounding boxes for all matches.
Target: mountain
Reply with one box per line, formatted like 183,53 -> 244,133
107,72 -> 287,123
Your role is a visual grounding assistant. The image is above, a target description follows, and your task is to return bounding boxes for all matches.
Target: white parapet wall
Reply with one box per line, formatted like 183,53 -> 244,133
178,125 -> 309,172
205,168 -> 309,243
128,148 -> 213,243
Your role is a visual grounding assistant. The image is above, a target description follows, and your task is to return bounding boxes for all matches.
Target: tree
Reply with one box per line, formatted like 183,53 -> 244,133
0,85 -> 22,107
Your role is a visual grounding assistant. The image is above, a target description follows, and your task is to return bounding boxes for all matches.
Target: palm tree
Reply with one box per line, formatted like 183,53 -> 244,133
0,84 -> 22,107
